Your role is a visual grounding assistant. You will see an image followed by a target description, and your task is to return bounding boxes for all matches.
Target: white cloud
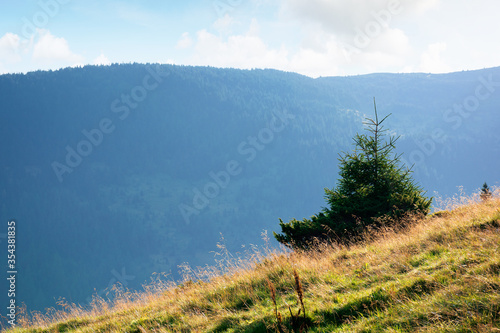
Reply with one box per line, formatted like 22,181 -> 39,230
32,29 -> 84,64
370,28 -> 411,56
405,0 -> 440,14
93,53 -> 111,66
274,0 -> 449,75
247,18 -> 260,36
0,33 -> 22,63
213,14 -> 237,34
158,58 -> 176,65
176,32 -> 193,49
191,28 -> 288,70
419,42 -> 450,73
180,19 -> 342,77
282,0 -> 404,38
271,0 -> 423,75
282,0 -> 439,34
0,30 -> 88,73
288,44 -> 343,77
179,14 -> 417,78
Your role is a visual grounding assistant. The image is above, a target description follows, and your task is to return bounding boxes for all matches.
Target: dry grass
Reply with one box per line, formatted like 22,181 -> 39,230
6,188 -> 500,332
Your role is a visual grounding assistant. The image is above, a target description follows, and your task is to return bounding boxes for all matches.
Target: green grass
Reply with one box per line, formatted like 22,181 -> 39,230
6,195 -> 500,332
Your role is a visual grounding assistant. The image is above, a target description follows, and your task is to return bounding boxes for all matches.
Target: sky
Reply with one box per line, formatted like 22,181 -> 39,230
0,0 -> 499,78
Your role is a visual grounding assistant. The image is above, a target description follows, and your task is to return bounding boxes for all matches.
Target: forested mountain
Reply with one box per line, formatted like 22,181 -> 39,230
0,64 -> 499,312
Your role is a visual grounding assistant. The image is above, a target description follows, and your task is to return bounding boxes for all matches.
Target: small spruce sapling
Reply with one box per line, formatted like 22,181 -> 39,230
480,182 -> 492,201
274,99 -> 432,248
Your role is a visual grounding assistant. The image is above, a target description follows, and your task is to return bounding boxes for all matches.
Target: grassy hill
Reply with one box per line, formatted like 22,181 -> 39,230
8,191 -> 500,332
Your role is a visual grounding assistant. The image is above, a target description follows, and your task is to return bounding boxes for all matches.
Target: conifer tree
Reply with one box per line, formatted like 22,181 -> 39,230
275,99 -> 432,248
480,182 -> 492,201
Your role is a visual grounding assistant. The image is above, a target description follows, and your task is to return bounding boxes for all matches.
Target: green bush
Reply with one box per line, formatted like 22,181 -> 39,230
274,100 -> 432,248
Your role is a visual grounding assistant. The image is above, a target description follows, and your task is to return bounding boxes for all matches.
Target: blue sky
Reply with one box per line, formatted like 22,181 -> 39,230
1,0 -> 499,77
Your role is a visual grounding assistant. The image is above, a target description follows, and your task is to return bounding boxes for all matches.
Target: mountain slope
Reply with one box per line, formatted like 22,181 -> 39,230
0,64 -> 499,312
8,192 -> 500,332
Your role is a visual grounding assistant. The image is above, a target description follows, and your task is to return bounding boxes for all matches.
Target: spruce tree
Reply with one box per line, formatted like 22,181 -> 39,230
480,182 -> 492,201
274,99 -> 432,248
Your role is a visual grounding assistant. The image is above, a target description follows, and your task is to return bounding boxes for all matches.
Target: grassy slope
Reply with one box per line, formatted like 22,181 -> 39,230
9,196 -> 500,333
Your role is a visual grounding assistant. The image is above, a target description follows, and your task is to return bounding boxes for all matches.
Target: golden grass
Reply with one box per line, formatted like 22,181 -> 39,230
6,188 -> 500,332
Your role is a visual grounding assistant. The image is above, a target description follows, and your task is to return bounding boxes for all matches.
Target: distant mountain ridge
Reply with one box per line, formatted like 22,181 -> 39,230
0,64 -> 499,312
